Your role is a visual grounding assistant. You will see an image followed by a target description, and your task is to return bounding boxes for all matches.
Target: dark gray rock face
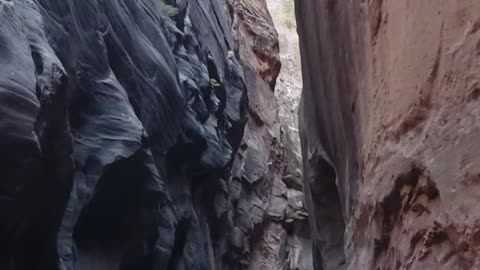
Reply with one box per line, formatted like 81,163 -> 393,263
295,0 -> 363,269
0,0 -> 249,269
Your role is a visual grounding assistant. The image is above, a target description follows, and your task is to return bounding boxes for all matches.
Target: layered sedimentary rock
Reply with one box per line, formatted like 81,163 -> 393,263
0,0 -> 301,269
297,0 -> 480,269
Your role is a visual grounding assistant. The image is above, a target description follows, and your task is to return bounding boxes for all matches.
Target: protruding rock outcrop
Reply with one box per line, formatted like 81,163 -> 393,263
297,0 -> 480,269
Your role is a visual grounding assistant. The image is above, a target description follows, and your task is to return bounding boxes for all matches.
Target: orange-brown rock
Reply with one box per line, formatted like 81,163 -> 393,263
297,0 -> 480,269
228,0 -> 281,89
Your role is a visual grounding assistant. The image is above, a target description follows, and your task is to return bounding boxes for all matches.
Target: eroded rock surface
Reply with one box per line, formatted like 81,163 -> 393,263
220,1 -> 309,269
297,0 -> 480,269
0,0 -> 299,269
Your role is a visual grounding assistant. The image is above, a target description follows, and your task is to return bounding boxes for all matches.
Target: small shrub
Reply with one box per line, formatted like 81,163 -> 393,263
209,78 -> 220,89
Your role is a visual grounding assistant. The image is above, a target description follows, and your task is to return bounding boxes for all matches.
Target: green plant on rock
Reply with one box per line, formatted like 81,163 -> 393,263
209,78 -> 220,89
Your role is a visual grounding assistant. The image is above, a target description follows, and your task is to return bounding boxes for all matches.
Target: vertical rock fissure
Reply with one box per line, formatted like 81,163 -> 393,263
309,157 -> 346,270
166,219 -> 190,270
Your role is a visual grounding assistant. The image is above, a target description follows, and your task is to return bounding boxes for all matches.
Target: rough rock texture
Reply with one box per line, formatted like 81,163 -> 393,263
0,0 -> 295,269
266,0 -> 303,209
266,0 -> 310,269
220,1 -> 309,269
228,0 -> 281,89
297,0 -> 480,269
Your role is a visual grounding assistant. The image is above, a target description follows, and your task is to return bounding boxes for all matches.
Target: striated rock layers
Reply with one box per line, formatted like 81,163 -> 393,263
297,0 -> 480,269
0,0 -> 303,269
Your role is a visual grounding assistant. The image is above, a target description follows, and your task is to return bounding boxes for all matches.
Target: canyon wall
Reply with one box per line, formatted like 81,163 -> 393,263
224,1 -> 310,269
297,0 -> 480,269
0,0 -> 304,269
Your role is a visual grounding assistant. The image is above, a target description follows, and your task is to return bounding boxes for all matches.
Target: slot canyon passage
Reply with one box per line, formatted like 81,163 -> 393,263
2,0 -> 480,270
